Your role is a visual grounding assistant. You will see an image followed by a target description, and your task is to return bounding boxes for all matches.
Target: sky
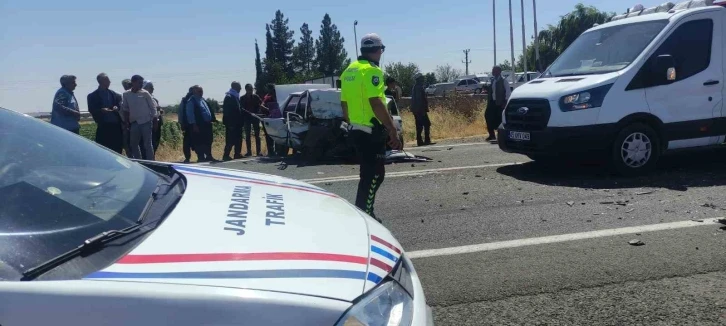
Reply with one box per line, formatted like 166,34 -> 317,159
0,0 -> 637,113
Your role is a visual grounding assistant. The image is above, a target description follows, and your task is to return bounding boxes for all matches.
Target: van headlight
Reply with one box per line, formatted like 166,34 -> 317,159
335,260 -> 415,326
559,84 -> 613,111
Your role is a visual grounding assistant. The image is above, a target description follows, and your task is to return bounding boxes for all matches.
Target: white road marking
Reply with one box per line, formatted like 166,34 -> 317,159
302,162 -> 526,184
407,218 -> 725,259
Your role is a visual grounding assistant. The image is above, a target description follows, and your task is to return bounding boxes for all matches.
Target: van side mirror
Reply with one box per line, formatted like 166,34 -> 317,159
652,54 -> 677,84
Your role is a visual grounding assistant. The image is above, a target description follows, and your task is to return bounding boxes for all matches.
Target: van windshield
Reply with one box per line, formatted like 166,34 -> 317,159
544,20 -> 668,78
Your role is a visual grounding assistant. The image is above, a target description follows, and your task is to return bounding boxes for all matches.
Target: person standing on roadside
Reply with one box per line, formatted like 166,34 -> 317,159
411,73 -> 432,146
178,87 -> 195,163
120,79 -> 133,157
143,81 -> 164,153
485,66 -> 511,142
384,77 -> 399,99
241,84 -> 264,157
88,73 -> 123,153
122,75 -> 158,160
185,85 -> 217,162
262,83 -> 281,157
51,75 -> 82,134
222,81 -> 244,161
340,33 -> 401,222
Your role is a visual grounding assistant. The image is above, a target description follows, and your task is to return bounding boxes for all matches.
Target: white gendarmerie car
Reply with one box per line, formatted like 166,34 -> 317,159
0,107 -> 433,326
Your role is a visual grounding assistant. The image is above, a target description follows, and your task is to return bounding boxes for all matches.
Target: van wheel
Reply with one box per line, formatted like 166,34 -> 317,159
611,123 -> 660,176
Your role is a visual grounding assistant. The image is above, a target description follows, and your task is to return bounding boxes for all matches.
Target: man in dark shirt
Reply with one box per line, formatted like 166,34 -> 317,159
88,73 -> 123,153
222,81 -> 244,160
410,73 -> 432,146
384,77 -> 398,99
241,84 -> 264,156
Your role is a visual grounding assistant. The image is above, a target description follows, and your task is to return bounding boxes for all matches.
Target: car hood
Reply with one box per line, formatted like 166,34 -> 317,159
84,165 -> 404,302
511,73 -> 620,100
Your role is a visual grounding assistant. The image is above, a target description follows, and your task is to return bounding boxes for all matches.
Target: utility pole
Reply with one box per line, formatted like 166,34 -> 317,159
354,21 -> 359,57
533,0 -> 541,72
509,0 -> 516,83
520,0 -> 528,76
462,49 -> 472,75
493,0 -> 497,67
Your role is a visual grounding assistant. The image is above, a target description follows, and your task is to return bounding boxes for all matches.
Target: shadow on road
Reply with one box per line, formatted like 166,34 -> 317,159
497,148 -> 726,191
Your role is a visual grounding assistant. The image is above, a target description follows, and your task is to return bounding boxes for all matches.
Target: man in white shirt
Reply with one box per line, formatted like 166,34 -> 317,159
121,75 -> 158,160
485,66 -> 511,142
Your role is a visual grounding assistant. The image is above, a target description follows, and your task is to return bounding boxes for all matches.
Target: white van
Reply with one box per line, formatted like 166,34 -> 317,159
498,0 -> 726,175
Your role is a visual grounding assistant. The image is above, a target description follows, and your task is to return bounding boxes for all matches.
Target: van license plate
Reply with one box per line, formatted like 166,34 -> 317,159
509,131 -> 530,141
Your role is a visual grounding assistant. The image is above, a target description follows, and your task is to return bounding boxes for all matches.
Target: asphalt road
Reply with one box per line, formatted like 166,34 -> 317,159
215,138 -> 726,325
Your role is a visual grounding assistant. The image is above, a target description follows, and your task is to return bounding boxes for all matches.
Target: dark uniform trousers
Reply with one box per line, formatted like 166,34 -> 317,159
350,127 -> 387,221
182,127 -> 193,161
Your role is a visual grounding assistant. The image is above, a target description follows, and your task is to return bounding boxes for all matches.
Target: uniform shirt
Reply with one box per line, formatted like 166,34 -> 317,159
50,87 -> 81,131
340,59 -> 385,127
121,89 -> 157,124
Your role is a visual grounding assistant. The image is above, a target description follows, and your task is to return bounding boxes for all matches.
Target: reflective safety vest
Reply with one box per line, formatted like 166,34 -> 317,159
340,59 -> 385,128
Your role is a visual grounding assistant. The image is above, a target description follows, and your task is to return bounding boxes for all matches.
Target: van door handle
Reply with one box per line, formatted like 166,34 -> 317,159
703,80 -> 720,86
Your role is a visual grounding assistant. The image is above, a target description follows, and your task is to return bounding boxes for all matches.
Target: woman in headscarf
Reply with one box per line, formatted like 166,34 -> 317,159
143,80 -> 164,152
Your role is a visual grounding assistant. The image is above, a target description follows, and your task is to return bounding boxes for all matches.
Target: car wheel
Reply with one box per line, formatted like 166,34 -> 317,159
475,88 -> 482,94
610,123 -> 661,176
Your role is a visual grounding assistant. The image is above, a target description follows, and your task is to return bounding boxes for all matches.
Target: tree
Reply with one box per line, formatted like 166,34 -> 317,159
293,23 -> 315,76
205,98 -> 221,114
522,4 -> 614,71
384,62 -> 420,97
264,24 -> 275,65
497,60 -> 513,72
314,14 -> 350,78
254,39 -> 266,92
269,10 -> 296,79
434,64 -> 462,83
424,73 -> 437,86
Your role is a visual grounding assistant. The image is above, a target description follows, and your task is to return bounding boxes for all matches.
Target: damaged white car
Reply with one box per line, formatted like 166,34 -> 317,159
260,89 -> 405,162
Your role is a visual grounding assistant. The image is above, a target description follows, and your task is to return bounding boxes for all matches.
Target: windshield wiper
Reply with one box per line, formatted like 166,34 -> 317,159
21,182 -> 165,281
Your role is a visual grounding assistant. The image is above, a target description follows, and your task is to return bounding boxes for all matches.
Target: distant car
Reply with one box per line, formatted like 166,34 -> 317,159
454,78 -> 485,94
0,107 -> 433,325
426,82 -> 456,96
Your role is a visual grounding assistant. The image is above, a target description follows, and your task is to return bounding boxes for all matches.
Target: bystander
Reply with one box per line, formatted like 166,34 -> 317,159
185,85 -> 217,162
88,73 -> 123,153
122,75 -> 158,160
51,75 -> 82,134
222,81 -> 243,161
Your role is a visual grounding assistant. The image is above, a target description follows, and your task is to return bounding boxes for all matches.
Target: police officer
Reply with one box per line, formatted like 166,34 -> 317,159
340,33 -> 402,222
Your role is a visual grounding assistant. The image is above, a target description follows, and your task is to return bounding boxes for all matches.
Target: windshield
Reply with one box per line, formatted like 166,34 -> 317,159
0,108 -> 158,278
544,20 -> 668,77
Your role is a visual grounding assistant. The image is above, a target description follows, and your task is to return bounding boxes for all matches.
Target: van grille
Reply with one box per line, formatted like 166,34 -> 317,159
504,99 -> 551,131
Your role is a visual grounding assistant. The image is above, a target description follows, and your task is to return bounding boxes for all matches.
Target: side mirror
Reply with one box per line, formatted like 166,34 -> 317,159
652,54 -> 677,84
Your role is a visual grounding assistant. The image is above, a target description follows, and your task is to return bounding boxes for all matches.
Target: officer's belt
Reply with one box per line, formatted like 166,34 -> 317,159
349,123 -> 373,134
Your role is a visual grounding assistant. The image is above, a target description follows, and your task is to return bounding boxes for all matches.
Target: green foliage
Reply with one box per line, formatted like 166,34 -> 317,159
79,120 -> 228,148
434,64 -> 462,83
498,60 -> 513,72
424,73 -> 437,87
384,62 -> 421,97
206,98 -> 221,113
255,39 -> 265,92
79,124 -> 96,141
516,3 -> 615,72
269,10 -> 296,79
314,14 -> 349,77
293,23 -> 315,75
